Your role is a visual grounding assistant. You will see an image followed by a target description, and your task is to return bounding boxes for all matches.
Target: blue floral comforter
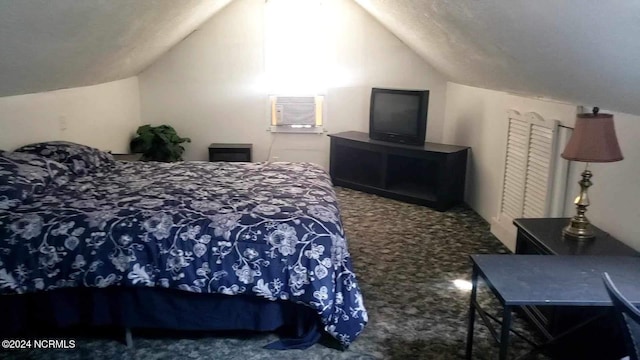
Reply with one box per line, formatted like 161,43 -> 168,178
0,161 -> 367,347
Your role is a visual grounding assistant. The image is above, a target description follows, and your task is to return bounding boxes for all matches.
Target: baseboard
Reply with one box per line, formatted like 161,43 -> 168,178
490,216 -> 517,252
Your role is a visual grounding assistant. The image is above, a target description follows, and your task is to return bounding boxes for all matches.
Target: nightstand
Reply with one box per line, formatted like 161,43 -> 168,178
514,218 -> 636,256
514,217 -> 638,359
208,143 -> 252,162
112,153 -> 143,161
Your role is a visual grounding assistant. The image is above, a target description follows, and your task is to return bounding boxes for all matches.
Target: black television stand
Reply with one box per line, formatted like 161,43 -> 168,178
328,131 -> 469,211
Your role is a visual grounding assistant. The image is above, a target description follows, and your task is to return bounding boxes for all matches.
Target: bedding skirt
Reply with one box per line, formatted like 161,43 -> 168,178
0,287 -> 322,349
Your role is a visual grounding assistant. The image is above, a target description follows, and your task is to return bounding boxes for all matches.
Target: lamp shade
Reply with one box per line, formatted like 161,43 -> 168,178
561,112 -> 623,162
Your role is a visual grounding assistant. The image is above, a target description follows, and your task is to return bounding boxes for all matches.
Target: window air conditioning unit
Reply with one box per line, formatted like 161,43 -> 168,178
269,95 -> 324,133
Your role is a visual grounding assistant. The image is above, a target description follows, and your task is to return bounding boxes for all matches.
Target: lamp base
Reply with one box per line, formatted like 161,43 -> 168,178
563,167 -> 596,241
563,218 -> 595,241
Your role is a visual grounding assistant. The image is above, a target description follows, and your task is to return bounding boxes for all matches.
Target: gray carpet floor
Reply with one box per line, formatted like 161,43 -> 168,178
2,187 -> 548,359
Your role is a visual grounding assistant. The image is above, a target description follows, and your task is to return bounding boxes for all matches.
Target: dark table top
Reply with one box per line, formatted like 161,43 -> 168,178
208,143 -> 252,148
471,254 -> 640,306
513,218 -> 638,256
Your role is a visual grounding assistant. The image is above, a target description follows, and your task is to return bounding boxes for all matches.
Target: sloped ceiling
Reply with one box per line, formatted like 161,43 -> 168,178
0,0 -> 232,97
2,0 -> 640,116
354,0 -> 640,115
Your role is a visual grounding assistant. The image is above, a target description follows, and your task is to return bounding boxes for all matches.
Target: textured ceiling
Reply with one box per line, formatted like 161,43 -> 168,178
3,0 -> 640,115
0,0 -> 232,97
354,0 -> 640,115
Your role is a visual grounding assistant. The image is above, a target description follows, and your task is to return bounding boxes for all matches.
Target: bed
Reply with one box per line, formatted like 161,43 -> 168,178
0,142 -> 367,349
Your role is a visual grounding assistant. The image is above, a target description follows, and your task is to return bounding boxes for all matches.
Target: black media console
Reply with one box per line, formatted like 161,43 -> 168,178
328,131 -> 469,211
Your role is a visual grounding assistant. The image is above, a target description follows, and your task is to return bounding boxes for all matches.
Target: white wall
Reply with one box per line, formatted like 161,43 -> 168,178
139,0 -> 448,167
443,82 -> 640,251
0,77 -> 141,153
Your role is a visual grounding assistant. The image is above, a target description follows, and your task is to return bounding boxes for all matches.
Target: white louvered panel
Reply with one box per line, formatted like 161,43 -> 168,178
503,184 -> 523,200
503,171 -> 525,187
528,154 -> 551,168
503,187 -> 524,205
523,183 -> 549,209
524,185 -> 546,204
505,139 -> 527,158
501,190 -> 523,218
522,123 -> 556,217
526,170 -> 548,184
527,161 -> 549,175
505,157 -> 526,172
510,132 -> 528,141
508,138 -> 528,151
501,187 -> 524,216
532,125 -> 553,134
523,207 -> 544,218
502,193 -> 522,210
507,145 -> 527,159
503,193 -> 520,209
504,187 -> 524,201
510,125 -> 528,135
529,148 -> 550,159
502,197 -> 521,218
509,127 -> 528,139
504,175 -> 525,192
529,140 -> 552,153
508,139 -> 527,150
530,130 -> 552,140
509,132 -> 528,142
506,150 -> 526,162
510,122 -> 528,132
523,196 -> 545,213
529,139 -> 551,150
531,127 -> 553,139
525,186 -> 547,200
527,162 -> 549,177
511,122 -> 528,131
527,169 -> 549,184
531,130 -> 552,141
509,124 -> 528,135
525,175 -> 548,192
529,151 -> 550,162
525,190 -> 546,206
511,120 -> 528,131
507,153 -> 527,167
526,167 -> 548,183
509,128 -> 529,141
506,151 -> 526,162
506,149 -> 527,163
523,187 -> 547,217
499,117 -> 531,218
506,148 -> 527,162
504,157 -> 527,176
527,155 -> 549,168
529,143 -> 551,156
523,199 -> 546,217
523,195 -> 546,214
529,150 -> 550,164
505,165 -> 526,180
492,110 -> 560,251
503,205 -> 521,219
531,127 -> 553,138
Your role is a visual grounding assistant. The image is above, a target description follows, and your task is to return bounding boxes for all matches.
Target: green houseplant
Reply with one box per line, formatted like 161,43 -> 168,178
130,124 -> 191,162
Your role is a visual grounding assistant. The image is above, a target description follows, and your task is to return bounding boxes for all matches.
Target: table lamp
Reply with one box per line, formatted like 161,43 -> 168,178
561,107 -> 623,240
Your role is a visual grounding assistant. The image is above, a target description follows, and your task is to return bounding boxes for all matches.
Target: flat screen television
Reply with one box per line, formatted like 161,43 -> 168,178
369,88 -> 429,145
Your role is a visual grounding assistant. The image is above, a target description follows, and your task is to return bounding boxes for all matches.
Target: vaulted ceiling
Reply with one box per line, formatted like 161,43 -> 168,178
1,0 -> 639,115
354,0 -> 640,115
0,0 -> 232,97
